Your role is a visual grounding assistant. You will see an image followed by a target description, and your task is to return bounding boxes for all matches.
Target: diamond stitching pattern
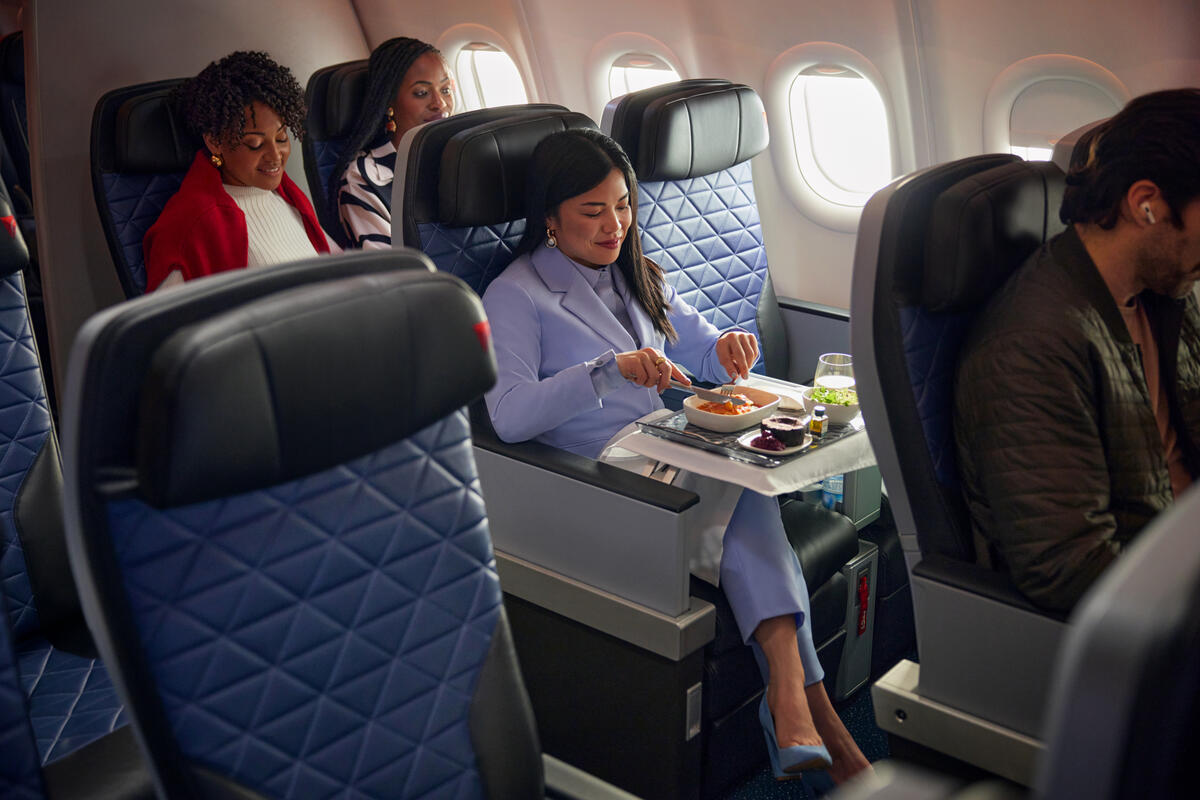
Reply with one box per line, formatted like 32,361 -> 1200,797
104,412 -> 500,799
102,171 -> 188,296
899,305 -> 972,487
0,272 -> 51,639
420,221 -> 525,296
638,162 -> 767,373
0,599 -> 43,797
18,640 -> 127,764
313,138 -> 348,204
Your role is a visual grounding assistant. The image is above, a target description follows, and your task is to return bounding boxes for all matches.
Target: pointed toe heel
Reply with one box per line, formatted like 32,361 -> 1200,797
758,694 -> 833,778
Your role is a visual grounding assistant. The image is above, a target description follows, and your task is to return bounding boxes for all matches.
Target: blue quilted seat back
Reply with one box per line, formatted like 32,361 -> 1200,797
0,270 -> 52,640
91,79 -> 198,298
64,253 -> 544,799
0,592 -> 45,799
396,106 -> 588,294
852,157 -> 1065,561
303,59 -> 368,237
604,81 -> 787,376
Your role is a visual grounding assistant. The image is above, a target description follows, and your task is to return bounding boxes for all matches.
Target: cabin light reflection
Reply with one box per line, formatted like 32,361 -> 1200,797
789,68 -> 891,206
455,43 -> 529,110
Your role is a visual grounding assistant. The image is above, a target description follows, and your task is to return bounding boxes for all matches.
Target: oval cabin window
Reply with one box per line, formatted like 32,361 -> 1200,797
1009,78 -> 1122,161
608,52 -> 680,99
454,42 -> 529,110
788,65 -> 892,207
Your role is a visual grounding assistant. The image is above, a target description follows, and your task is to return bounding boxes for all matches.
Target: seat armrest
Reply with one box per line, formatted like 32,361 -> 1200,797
780,498 -> 859,589
544,754 -> 644,800
913,554 -> 1068,622
911,557 -> 1068,738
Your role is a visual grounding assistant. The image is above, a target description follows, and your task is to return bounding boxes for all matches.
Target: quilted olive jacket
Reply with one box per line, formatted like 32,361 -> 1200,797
954,226 -> 1200,613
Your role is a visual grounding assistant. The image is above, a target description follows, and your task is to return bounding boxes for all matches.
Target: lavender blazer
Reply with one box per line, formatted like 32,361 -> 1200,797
483,244 -> 736,458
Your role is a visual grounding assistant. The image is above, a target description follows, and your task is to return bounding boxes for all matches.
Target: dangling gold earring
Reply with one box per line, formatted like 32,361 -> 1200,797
546,228 -> 557,248
385,107 -> 397,134
210,152 -> 223,168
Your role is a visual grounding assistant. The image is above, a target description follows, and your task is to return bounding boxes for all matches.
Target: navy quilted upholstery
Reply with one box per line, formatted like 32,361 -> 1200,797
899,305 -> 973,487
18,641 -> 126,764
0,595 -> 44,798
637,162 -> 766,373
314,136 -> 347,206
0,272 -> 52,639
420,220 -> 525,297
101,170 -> 187,296
104,412 -> 502,799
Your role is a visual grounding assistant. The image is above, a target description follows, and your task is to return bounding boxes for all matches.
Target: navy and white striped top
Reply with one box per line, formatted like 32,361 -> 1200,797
337,140 -> 396,249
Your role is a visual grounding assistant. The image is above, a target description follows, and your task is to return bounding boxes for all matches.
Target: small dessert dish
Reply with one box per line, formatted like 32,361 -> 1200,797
760,414 -> 810,447
738,428 -> 811,455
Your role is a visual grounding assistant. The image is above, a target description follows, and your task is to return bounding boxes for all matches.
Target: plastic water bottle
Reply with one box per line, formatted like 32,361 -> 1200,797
821,474 -> 844,511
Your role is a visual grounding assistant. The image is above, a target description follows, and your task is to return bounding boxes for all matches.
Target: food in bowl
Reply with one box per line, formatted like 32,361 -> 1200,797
696,394 -> 758,415
682,386 -> 781,432
809,386 -> 858,406
760,414 -> 810,446
801,386 -> 860,425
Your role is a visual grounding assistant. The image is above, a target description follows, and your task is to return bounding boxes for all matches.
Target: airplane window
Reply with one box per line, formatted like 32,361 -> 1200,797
608,53 -> 680,99
789,65 -> 892,207
1008,78 -> 1121,162
454,42 -> 529,110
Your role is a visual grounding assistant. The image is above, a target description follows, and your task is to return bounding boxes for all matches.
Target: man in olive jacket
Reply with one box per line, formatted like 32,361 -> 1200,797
954,89 -> 1200,614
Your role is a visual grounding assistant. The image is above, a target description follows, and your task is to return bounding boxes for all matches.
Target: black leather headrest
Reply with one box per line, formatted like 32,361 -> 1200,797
399,105 -> 572,240
0,177 -> 28,277
322,61 -> 368,139
605,81 -> 769,180
0,32 -> 22,82
136,269 -> 497,507
437,111 -> 597,227
923,160 -> 1067,312
112,84 -> 198,173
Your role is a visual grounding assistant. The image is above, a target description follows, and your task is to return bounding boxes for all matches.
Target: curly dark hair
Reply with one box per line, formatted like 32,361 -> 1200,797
173,50 -> 307,145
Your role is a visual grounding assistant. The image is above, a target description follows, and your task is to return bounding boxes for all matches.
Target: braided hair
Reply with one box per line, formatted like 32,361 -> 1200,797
327,36 -> 439,242
174,51 -> 306,146
516,129 -> 678,343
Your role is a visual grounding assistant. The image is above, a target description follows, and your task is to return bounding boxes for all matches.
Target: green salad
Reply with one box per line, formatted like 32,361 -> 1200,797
810,386 -> 858,406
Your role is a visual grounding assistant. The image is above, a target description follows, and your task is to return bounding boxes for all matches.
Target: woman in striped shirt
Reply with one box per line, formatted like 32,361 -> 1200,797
329,37 -> 456,249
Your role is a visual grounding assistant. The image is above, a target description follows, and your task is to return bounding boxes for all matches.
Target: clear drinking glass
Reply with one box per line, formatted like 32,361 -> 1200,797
814,353 -> 854,390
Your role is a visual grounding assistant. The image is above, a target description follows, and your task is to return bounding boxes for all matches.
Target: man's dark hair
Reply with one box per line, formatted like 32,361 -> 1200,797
174,51 -> 306,144
1060,88 -> 1200,229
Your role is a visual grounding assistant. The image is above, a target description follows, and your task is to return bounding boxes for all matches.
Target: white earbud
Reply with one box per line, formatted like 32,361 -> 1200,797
1142,204 -> 1157,225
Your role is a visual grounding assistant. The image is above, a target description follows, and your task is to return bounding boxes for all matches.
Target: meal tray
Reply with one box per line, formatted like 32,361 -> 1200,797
636,409 -> 864,468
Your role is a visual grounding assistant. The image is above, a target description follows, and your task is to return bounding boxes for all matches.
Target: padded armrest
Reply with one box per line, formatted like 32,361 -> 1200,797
780,498 -> 859,590
468,412 -> 698,513
913,554 -> 1068,623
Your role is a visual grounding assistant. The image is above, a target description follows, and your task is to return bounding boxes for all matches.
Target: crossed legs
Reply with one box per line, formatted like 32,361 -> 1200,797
721,490 -> 870,783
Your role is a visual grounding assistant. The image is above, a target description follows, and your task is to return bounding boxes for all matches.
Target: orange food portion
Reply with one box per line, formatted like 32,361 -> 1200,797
696,395 -> 758,415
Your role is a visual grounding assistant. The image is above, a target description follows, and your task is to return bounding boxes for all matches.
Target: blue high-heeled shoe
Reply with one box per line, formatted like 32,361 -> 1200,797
758,694 -> 833,778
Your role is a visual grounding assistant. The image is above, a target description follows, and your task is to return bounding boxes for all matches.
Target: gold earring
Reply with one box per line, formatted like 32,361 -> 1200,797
210,152 -> 223,168
546,228 -> 557,248
385,107 -> 397,134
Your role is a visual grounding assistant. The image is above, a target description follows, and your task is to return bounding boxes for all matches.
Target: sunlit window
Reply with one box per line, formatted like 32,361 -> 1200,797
454,42 -> 528,110
788,65 -> 892,207
1009,145 -> 1054,161
608,52 -> 680,100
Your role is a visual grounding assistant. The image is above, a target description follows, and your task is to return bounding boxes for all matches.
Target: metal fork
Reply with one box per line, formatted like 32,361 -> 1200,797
669,379 -> 748,406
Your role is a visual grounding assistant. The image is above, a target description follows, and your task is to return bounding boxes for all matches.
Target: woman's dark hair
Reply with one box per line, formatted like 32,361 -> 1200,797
174,51 -> 306,145
1061,88 -> 1200,229
327,36 -> 439,241
517,128 -> 677,343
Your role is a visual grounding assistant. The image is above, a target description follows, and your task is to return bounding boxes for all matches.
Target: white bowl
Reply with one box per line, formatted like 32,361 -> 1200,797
682,386 -> 780,432
801,386 -> 860,425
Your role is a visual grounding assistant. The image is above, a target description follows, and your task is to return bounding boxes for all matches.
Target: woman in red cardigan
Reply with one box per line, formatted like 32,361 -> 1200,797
143,51 -> 333,292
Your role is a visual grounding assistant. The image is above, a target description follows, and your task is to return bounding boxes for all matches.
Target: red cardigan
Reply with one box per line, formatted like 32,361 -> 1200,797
143,151 -> 330,291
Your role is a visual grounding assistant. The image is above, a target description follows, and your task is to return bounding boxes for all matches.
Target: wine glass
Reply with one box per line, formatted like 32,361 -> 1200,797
813,353 -> 854,390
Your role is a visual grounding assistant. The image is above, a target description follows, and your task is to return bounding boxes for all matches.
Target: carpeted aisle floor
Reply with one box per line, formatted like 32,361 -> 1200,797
724,687 -> 890,799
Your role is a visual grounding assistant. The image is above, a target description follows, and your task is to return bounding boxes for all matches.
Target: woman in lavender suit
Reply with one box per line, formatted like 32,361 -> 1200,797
481,129 -> 869,784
